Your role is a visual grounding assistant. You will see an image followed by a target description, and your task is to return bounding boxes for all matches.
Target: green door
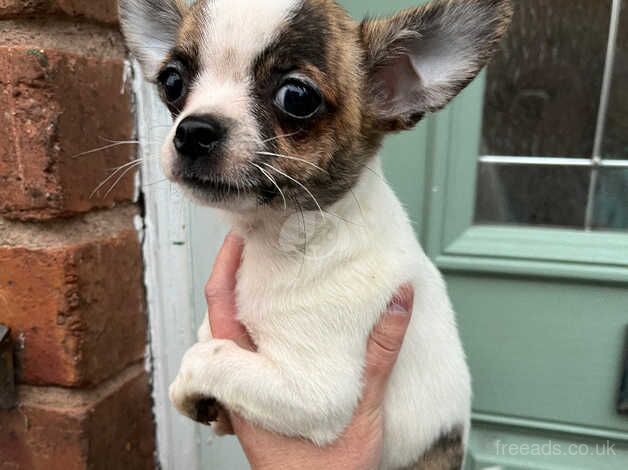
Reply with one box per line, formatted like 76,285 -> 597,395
344,0 -> 628,468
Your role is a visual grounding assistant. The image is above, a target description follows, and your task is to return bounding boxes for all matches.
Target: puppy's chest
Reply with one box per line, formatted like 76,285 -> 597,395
234,279 -> 287,334
234,270 -> 328,337
233,248 -> 409,342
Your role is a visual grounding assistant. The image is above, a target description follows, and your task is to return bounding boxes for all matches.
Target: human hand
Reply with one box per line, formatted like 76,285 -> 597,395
205,233 -> 414,470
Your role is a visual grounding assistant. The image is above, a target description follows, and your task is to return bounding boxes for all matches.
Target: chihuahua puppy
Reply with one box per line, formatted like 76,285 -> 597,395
120,0 -> 511,468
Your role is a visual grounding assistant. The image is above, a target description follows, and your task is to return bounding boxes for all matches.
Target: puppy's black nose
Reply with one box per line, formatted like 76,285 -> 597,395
174,115 -> 225,159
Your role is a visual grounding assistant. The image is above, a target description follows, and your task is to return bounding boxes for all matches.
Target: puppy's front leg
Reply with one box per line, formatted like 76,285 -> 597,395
192,317 -> 234,435
169,339 -> 360,445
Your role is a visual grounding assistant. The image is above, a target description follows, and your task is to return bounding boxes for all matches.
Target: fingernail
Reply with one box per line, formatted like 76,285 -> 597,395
225,232 -> 244,246
388,297 -> 410,315
388,285 -> 414,315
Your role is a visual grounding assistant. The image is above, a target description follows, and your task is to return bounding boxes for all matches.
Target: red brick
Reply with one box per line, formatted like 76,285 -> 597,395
0,207 -> 146,387
0,38 -> 135,221
0,0 -> 49,17
0,0 -> 119,24
0,365 -> 155,470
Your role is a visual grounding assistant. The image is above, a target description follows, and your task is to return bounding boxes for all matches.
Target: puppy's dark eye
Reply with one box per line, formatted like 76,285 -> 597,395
274,80 -> 322,119
158,67 -> 186,104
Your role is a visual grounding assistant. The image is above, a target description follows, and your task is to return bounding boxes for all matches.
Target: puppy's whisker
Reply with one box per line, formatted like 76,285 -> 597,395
90,161 -> 142,199
91,166 -> 133,198
261,163 -> 325,220
322,209 -> 366,228
99,137 -> 141,144
142,178 -> 170,188
109,155 -> 160,173
256,152 -> 328,174
102,162 -> 143,199
261,130 -> 302,144
109,158 -> 144,172
72,141 -> 143,159
249,162 -> 288,210
363,165 -> 385,182
292,195 -> 307,277
234,131 -> 302,149
349,189 -> 367,226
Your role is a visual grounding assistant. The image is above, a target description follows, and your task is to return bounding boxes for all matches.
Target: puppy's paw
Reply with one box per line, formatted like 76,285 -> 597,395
169,341 -> 232,424
211,407 -> 235,436
195,397 -> 221,424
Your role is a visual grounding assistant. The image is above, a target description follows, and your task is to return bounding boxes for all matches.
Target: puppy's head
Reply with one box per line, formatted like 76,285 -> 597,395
120,0 -> 512,211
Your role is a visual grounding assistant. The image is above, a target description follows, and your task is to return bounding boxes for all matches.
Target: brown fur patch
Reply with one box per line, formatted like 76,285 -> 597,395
177,0 -> 205,50
250,0 -> 380,209
403,428 -> 465,470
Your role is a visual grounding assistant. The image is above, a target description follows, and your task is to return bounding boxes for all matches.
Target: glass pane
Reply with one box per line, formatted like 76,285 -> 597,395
603,0 -> 628,159
481,0 -> 611,158
593,168 -> 628,230
474,164 -> 590,229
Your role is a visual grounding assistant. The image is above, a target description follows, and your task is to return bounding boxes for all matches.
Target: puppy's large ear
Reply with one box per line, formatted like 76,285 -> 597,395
119,0 -> 184,79
361,0 -> 512,130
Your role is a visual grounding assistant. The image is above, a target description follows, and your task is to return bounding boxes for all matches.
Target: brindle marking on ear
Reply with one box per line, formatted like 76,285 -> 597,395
360,0 -> 513,131
403,428 -> 465,470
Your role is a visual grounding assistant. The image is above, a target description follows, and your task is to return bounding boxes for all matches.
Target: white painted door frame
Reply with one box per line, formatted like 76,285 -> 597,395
134,68 -> 248,469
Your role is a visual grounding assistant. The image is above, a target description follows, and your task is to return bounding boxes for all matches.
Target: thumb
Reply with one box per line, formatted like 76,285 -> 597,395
359,284 -> 414,411
206,233 -> 254,350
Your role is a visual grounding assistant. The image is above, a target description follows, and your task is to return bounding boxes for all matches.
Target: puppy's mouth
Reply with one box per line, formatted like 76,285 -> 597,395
177,170 -> 279,205
180,174 -> 245,195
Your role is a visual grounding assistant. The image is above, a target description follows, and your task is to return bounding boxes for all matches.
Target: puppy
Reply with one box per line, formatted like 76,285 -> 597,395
120,0 -> 512,468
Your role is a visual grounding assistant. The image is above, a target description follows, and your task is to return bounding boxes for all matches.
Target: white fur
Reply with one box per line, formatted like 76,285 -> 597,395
170,158 -> 471,469
199,0 -> 301,74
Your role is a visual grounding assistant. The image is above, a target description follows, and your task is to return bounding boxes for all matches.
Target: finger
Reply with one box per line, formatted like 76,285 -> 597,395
230,412 -> 253,437
230,411 -> 298,462
229,412 -> 275,456
206,233 -> 254,349
359,284 -> 414,411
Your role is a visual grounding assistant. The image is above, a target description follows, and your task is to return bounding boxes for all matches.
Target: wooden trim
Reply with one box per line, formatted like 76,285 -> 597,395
473,412 -> 628,442
444,226 -> 628,268
421,73 -> 628,283
134,65 -> 202,470
436,254 -> 628,285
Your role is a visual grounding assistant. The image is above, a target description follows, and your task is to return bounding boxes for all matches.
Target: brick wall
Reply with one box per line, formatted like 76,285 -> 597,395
0,1 -> 156,468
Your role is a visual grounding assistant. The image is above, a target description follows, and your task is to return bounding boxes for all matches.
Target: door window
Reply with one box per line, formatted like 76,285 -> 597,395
474,0 -> 628,231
